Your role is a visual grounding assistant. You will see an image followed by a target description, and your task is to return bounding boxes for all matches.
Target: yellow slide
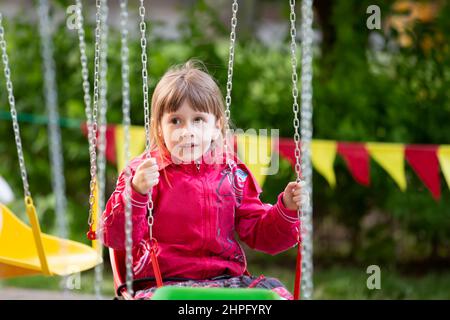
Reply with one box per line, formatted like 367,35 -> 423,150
0,197 -> 101,279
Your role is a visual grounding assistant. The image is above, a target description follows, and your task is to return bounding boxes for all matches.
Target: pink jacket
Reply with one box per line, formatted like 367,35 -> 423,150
101,147 -> 300,280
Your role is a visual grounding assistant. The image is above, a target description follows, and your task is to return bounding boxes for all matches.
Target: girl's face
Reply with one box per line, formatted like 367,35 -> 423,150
160,101 -> 221,163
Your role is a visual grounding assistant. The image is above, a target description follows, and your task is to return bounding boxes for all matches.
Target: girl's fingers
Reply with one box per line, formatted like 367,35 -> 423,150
140,164 -> 159,176
293,193 -> 309,203
144,177 -> 159,187
286,181 -> 297,191
139,158 -> 157,169
300,193 -> 309,205
147,171 -> 159,178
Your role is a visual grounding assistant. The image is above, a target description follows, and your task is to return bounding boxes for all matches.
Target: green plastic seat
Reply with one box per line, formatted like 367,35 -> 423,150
151,286 -> 282,300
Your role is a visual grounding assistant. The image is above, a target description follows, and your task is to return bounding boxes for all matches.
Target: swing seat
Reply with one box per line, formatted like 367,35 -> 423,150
0,203 -> 101,279
109,248 -> 280,300
151,286 -> 281,300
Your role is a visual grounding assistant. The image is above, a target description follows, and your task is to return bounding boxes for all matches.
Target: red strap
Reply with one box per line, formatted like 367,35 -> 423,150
248,274 -> 265,288
150,240 -> 163,288
293,240 -> 302,300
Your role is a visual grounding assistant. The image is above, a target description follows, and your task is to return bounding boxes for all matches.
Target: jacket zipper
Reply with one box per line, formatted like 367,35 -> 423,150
199,172 -> 209,279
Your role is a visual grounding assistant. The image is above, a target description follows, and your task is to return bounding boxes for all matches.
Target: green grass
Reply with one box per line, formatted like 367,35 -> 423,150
2,265 -> 450,299
0,269 -> 115,297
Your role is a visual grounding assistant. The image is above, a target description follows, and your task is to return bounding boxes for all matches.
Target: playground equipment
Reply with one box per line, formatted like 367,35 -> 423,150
77,0 -> 313,300
0,11 -> 101,279
0,0 -> 314,300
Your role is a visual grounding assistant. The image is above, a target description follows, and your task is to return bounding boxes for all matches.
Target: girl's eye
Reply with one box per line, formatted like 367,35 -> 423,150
170,118 -> 180,125
194,117 -> 205,123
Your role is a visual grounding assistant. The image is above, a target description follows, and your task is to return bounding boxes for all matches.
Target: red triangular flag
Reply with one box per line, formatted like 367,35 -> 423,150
278,138 -> 297,170
337,142 -> 370,186
80,123 -> 117,165
105,126 -> 116,164
405,145 -> 440,200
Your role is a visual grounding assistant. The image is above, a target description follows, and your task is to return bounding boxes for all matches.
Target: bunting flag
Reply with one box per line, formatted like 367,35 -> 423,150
337,142 -> 370,186
405,145 -> 441,200
80,123 -> 449,200
278,138 -> 298,169
438,146 -> 450,190
80,123 -> 117,165
366,143 -> 407,191
311,140 -> 337,188
115,125 -> 147,172
236,133 -> 272,188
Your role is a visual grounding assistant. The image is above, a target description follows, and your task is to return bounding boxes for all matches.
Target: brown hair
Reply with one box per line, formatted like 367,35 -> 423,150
150,60 -> 227,160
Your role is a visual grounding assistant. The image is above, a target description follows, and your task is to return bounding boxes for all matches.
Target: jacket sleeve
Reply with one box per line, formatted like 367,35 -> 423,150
101,165 -> 153,250
234,164 -> 300,255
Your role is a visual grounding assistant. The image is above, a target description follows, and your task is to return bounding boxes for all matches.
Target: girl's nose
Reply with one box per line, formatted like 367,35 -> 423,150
180,126 -> 195,139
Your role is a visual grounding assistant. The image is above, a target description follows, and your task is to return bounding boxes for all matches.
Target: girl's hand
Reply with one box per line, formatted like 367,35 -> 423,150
131,158 -> 160,195
282,181 -> 309,211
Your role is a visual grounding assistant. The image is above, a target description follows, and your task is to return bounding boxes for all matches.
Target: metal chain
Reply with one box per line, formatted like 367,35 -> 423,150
0,13 -> 31,198
289,0 -> 305,300
289,0 -> 302,183
75,0 -> 105,298
75,0 -> 94,144
300,0 -> 314,299
139,0 -> 150,154
120,0 -> 134,297
86,0 -> 103,236
138,0 -> 155,246
223,0 -> 238,160
98,0 -> 108,220
37,0 -> 70,295
94,0 -> 109,299
37,0 -> 69,244
75,0 -> 97,229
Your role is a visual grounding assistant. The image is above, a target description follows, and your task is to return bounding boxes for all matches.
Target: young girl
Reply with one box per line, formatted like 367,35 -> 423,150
101,60 -> 306,300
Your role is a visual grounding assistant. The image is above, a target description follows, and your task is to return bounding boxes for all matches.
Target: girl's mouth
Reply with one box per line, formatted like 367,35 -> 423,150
179,143 -> 199,148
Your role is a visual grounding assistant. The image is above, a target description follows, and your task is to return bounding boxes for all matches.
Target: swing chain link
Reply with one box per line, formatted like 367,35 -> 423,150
120,0 -> 134,297
85,0 -> 103,231
139,0 -> 151,153
300,0 -> 314,300
37,0 -> 69,244
36,1 -> 71,295
290,0 -> 311,249
0,13 -> 31,198
93,0 -> 109,300
75,0 -> 94,149
223,0 -> 238,160
139,0 -> 156,256
289,0 -> 302,180
97,0 -> 109,231
290,0 -> 315,300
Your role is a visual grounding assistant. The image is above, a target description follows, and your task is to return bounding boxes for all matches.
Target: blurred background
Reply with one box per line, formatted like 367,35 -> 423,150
0,0 -> 449,299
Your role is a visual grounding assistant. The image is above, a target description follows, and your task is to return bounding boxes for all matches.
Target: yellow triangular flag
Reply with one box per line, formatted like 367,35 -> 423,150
115,125 -> 147,172
311,140 -> 337,188
437,145 -> 450,190
367,143 -> 406,191
236,132 -> 272,188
